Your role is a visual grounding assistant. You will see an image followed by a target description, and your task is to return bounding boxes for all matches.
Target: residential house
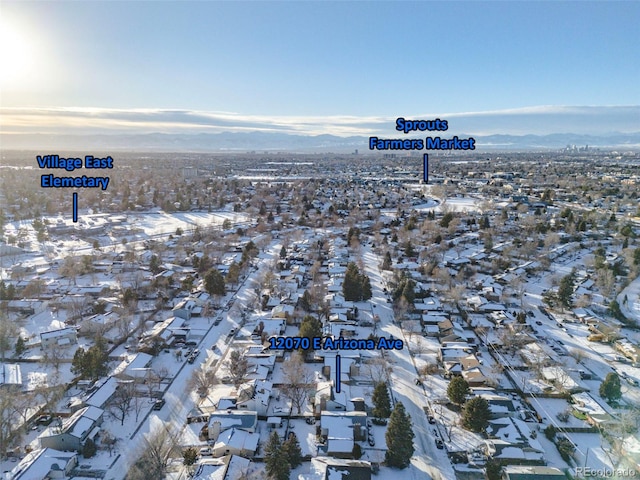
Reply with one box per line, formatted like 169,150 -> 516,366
39,406 -> 104,452
502,465 -> 565,479
193,455 -> 251,480
40,327 -> 77,349
7,448 -> 77,480
303,457 -> 372,480
319,411 -> 368,459
207,410 -> 258,441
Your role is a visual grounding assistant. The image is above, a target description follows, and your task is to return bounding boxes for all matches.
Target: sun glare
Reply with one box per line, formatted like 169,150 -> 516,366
0,18 -> 36,88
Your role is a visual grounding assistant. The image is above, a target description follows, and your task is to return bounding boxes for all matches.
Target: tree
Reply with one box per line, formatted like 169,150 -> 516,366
109,382 -> 135,425
188,365 -> 216,397
0,313 -> 17,360
228,349 -> 249,388
361,274 -> 372,301
281,352 -> 313,414
385,402 -> 414,468
343,262 -> 363,301
71,340 -> 110,380
280,245 -> 287,259
600,372 -> 622,403
204,268 -> 226,296
440,212 -> 454,228
557,272 -> 575,310
447,376 -> 469,406
299,290 -> 312,312
241,241 -> 258,264
485,458 -> 503,480
83,438 -> 97,458
182,447 -> 198,467
609,300 -> 627,322
462,396 -> 490,433
264,431 -> 290,480
299,315 -> 322,348
127,423 -> 179,480
382,251 -> 393,270
282,432 -> 303,468
15,336 -> 26,357
372,382 -> 392,419
342,262 -> 372,302
102,430 -> 118,457
226,262 -> 241,285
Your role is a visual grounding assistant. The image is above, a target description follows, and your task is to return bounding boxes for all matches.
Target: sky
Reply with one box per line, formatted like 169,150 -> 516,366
1,1 -> 639,137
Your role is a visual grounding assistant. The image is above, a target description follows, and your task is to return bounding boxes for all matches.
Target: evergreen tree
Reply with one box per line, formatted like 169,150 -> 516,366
404,241 -> 416,258
382,251 -> 393,271
149,255 -> 161,274
609,300 -> 626,322
385,402 -> 414,468
372,382 -> 392,418
204,268 -> 226,296
82,438 -> 97,458
282,432 -> 303,469
71,347 -> 86,377
226,262 -> 241,285
182,447 -> 198,467
343,263 -> 363,301
299,290 -> 312,312
462,396 -> 490,433
557,272 -> 575,310
15,337 -> 26,356
299,315 -> 322,347
361,274 -> 372,301
600,372 -> 622,403
264,431 -> 290,480
440,212 -> 454,228
241,241 -> 258,264
447,376 -> 469,406
280,245 -> 287,259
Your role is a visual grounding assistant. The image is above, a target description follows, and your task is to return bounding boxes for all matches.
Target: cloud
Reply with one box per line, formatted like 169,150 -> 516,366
1,105 -> 638,137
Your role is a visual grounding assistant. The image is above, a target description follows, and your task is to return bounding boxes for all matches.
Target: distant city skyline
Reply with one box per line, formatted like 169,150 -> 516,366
1,1 -> 638,137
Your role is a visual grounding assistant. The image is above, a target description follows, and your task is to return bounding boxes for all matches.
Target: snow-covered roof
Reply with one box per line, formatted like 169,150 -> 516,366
0,363 -> 22,386
9,448 -> 76,480
214,428 -> 259,453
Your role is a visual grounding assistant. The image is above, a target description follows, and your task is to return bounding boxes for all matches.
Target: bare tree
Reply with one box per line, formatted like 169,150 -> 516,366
227,349 -> 249,388
101,429 -> 118,457
127,421 -> 180,479
34,374 -> 65,414
365,355 -> 391,385
188,365 -> 216,398
132,389 -> 145,422
109,381 -> 135,425
0,392 -> 19,457
0,313 -> 18,360
281,352 -> 313,414
11,391 -> 38,434
41,346 -> 66,375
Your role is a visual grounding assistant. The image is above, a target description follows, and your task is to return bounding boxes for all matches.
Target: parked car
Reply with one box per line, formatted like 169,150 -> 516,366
427,415 -> 436,424
368,435 -> 375,446
199,447 -> 212,456
435,438 -> 444,449
153,399 -> 166,410
35,415 -> 53,426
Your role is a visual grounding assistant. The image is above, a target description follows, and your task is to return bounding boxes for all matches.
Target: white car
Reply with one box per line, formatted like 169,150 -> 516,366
199,447 -> 212,456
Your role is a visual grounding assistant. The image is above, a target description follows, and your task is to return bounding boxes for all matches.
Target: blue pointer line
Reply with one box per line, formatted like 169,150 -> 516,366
72,193 -> 78,222
423,154 -> 429,183
335,354 -> 341,393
